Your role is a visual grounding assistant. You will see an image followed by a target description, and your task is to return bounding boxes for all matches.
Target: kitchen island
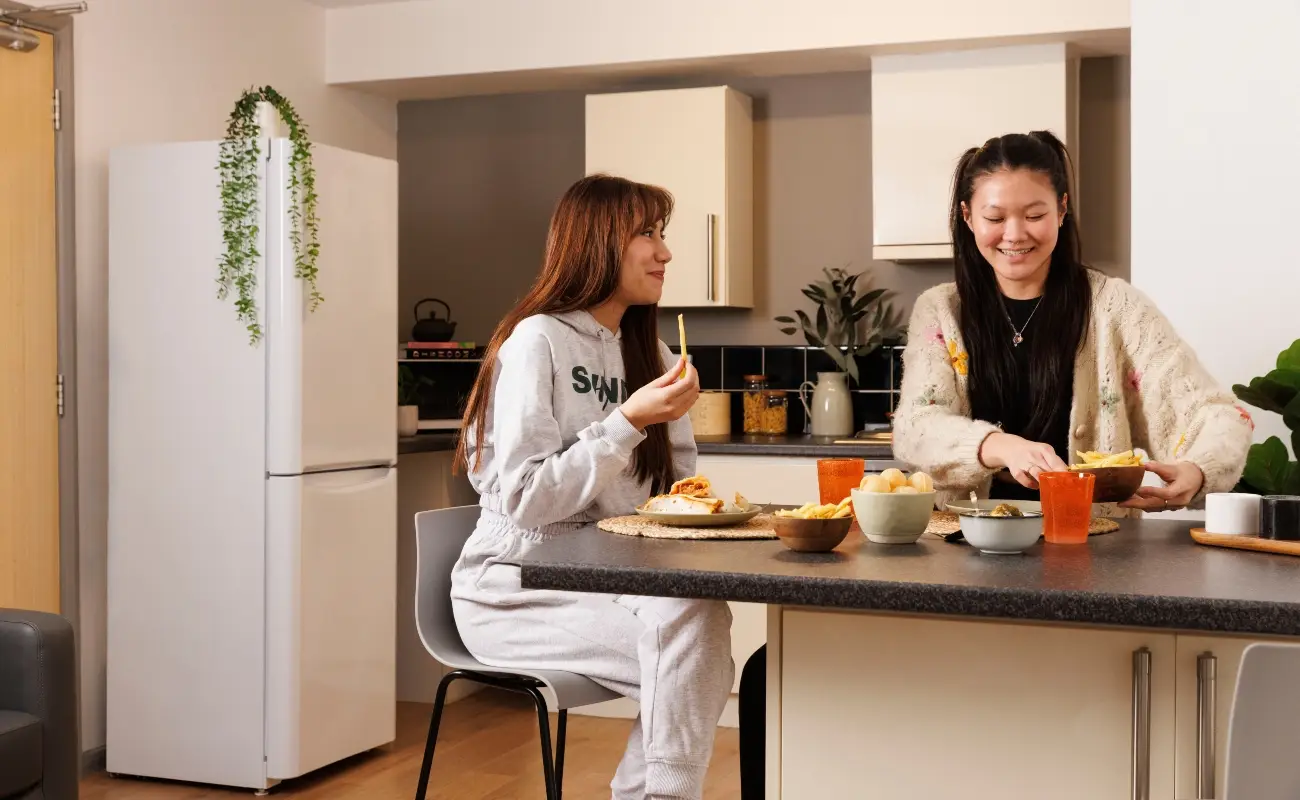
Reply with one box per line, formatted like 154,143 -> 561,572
520,520 -> 1300,799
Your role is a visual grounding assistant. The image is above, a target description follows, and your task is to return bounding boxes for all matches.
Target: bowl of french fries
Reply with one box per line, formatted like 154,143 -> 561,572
1067,450 -> 1148,503
849,468 -> 938,544
772,499 -> 855,552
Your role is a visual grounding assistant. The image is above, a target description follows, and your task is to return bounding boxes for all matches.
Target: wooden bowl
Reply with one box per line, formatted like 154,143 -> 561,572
771,515 -> 853,553
1070,465 -> 1147,503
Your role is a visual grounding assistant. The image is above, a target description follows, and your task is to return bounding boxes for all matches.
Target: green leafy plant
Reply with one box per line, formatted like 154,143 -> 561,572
217,86 -> 320,344
1233,338 -> 1300,495
399,365 -> 434,406
774,267 -> 900,383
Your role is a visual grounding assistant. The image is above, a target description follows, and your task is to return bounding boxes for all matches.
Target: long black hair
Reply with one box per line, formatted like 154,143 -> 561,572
950,130 -> 1092,442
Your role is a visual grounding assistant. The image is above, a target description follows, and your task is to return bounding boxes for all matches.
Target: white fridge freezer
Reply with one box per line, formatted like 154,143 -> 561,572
106,137 -> 398,791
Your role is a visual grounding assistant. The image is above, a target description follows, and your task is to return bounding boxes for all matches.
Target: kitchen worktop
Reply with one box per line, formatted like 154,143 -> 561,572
520,520 -> 1300,637
398,433 -> 459,455
694,433 -> 895,459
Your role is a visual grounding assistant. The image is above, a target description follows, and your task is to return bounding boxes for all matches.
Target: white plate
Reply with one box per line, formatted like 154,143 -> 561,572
634,503 -> 765,527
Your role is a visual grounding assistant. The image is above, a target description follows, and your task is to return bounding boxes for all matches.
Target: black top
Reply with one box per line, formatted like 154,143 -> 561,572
990,296 -> 1073,500
519,520 -> 1300,637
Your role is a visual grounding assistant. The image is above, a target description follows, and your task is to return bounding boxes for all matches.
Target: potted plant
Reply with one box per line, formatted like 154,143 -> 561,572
217,86 -> 320,345
774,267 -> 900,436
398,365 -> 433,437
1233,338 -> 1300,496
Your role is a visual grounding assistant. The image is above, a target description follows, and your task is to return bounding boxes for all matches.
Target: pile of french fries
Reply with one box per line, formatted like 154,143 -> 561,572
1069,449 -> 1146,470
776,497 -> 854,520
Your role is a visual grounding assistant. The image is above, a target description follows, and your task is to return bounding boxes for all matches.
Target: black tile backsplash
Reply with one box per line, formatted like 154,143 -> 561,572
763,347 -> 807,390
720,346 -> 764,390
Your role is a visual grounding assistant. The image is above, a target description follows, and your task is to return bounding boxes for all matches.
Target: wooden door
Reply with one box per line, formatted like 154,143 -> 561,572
0,30 -> 61,612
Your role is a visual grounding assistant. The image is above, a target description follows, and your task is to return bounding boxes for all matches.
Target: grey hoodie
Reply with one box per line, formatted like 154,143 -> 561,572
465,310 -> 697,534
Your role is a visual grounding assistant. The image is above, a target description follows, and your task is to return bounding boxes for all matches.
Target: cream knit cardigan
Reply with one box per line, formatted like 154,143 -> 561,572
893,270 -> 1253,510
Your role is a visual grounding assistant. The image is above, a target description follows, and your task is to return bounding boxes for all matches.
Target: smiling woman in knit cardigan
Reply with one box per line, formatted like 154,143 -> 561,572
892,129 -> 1253,511
733,131 -> 1255,800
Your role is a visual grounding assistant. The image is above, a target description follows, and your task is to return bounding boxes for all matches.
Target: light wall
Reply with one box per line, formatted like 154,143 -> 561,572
399,61 -> 1130,346
57,0 -> 397,752
1130,1 -> 1296,454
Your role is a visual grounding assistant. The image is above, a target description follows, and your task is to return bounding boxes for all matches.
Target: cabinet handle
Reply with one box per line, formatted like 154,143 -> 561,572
1198,652 -> 1217,798
1132,647 -> 1151,800
706,213 -> 716,303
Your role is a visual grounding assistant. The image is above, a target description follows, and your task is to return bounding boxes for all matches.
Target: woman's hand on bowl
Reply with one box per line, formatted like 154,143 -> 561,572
1118,461 -> 1204,511
979,432 -> 1069,489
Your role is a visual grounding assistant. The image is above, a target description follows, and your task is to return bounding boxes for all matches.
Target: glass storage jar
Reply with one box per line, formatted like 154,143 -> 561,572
760,390 -> 788,434
742,375 -> 769,434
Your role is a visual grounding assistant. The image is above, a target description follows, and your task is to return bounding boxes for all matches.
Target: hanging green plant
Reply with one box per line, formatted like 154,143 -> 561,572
217,86 -> 321,344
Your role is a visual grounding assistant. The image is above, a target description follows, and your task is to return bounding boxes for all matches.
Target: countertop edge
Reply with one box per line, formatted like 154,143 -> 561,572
519,563 -> 1300,637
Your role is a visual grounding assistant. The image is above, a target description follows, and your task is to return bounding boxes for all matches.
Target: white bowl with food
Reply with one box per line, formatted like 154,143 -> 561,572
850,468 -> 937,544
957,503 -> 1044,554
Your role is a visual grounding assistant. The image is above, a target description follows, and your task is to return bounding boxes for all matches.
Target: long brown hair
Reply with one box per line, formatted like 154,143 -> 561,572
455,174 -> 678,493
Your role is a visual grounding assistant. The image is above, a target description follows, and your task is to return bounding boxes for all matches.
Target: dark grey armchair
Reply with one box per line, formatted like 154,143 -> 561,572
0,609 -> 78,800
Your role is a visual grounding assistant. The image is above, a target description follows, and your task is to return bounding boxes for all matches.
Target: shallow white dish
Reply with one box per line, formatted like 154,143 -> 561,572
634,503 -> 764,527
958,511 -> 1044,554
945,498 -> 1042,516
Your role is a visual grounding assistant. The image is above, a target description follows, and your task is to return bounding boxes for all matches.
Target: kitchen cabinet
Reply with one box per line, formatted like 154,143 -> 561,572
871,44 -> 1080,261
585,86 -> 753,308
779,610 -> 1177,800
1172,635 -> 1260,800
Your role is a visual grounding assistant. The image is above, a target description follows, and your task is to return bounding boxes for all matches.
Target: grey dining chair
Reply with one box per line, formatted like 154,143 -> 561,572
413,505 -> 619,800
1219,641 -> 1300,800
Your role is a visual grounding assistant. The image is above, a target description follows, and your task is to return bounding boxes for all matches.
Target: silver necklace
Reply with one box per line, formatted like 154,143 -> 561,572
1001,296 -> 1043,347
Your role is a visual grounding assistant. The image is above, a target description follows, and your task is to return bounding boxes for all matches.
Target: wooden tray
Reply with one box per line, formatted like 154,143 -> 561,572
1190,528 -> 1300,557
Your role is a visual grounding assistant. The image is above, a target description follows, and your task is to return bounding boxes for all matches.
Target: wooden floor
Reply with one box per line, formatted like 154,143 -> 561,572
81,692 -> 742,799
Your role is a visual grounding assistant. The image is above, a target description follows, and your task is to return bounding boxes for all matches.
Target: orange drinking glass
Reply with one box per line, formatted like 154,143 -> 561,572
1040,471 -> 1095,544
817,458 -> 865,505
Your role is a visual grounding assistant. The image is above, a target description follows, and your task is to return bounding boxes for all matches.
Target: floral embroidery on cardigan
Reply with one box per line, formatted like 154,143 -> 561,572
1126,368 -> 1142,392
1235,405 -> 1255,431
947,340 -> 968,376
926,325 -> 945,345
1100,388 -> 1121,414
914,386 -> 939,407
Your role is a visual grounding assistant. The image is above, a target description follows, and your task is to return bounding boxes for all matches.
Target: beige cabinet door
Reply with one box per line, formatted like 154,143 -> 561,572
585,86 -> 753,308
1172,635 -> 1257,800
780,610 -> 1176,800
0,30 -> 60,613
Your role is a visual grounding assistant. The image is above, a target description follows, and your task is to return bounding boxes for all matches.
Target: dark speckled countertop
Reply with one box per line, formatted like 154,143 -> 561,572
520,520 -> 1300,637
694,433 -> 896,460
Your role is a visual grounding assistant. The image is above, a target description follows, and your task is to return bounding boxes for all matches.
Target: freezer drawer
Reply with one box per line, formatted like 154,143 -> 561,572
265,466 -> 398,779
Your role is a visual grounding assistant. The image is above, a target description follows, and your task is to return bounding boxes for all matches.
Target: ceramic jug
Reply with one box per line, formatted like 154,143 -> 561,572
799,371 -> 853,436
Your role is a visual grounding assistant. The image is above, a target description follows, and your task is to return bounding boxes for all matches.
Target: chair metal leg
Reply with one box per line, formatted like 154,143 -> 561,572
555,709 -> 567,799
525,686 -> 559,800
414,670 -> 461,800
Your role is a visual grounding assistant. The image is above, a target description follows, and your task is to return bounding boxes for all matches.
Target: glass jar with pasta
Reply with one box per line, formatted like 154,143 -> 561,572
760,390 -> 788,434
742,375 -> 769,434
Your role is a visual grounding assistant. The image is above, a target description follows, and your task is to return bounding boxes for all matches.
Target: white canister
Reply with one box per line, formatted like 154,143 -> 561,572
1205,492 -> 1261,535
799,371 -> 854,437
688,391 -> 731,437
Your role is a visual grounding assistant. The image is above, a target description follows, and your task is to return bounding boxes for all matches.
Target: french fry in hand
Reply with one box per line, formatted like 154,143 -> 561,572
677,314 -> 688,379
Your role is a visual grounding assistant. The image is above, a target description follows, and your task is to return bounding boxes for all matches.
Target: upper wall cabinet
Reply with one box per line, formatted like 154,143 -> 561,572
871,44 -> 1080,262
586,86 -> 754,308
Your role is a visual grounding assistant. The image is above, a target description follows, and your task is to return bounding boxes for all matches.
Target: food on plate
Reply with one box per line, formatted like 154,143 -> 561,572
1069,449 -> 1146,469
776,496 -> 854,520
640,475 -> 752,515
879,468 -> 908,489
669,474 -> 712,498
677,314 -> 688,379
989,503 -> 1024,518
857,469 -> 936,495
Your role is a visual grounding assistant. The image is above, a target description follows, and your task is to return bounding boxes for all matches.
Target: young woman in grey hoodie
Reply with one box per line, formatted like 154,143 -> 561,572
451,174 -> 735,800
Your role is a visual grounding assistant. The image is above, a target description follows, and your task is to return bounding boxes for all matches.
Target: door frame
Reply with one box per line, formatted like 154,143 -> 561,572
2,2 -> 81,637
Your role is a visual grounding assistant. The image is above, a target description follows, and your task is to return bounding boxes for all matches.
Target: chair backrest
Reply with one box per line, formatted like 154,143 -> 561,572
1223,642 -> 1300,800
414,505 -> 483,668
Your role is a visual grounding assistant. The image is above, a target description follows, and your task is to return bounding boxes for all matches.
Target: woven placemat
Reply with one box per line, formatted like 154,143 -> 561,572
927,511 -> 1119,539
597,514 -> 778,540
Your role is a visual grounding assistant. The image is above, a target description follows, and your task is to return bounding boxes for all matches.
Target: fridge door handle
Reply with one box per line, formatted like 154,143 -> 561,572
294,466 -> 395,492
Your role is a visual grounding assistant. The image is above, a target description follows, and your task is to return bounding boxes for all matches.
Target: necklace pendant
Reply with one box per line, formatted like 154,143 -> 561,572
1012,333 -> 1024,346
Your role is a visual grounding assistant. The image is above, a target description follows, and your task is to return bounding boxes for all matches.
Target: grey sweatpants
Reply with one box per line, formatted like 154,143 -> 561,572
450,511 -> 735,800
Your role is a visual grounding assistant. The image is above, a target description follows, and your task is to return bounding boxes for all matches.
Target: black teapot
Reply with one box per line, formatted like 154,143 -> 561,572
411,298 -> 457,342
